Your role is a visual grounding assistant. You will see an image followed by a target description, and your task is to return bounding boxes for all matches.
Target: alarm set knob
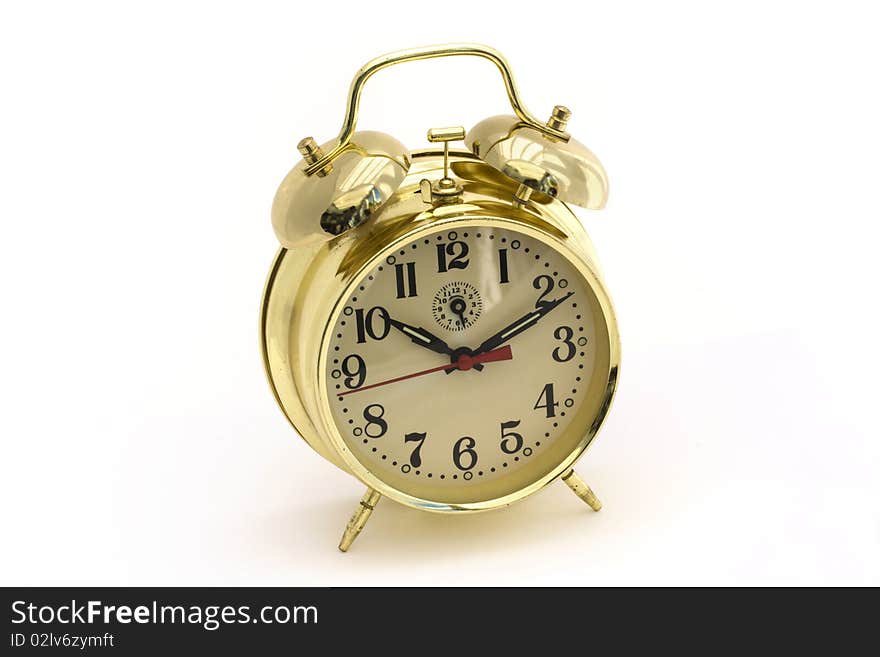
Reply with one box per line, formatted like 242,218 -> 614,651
419,126 -> 466,205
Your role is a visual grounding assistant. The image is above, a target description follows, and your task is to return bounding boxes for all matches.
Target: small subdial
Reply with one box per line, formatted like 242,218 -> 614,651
432,281 -> 483,332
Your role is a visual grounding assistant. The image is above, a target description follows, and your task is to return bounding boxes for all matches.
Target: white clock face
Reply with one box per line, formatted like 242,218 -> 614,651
323,224 -> 612,505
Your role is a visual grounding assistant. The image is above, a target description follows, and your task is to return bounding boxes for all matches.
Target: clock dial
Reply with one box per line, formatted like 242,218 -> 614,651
323,224 -> 611,505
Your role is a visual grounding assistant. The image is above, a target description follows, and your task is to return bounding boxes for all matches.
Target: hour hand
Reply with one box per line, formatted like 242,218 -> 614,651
388,317 -> 456,357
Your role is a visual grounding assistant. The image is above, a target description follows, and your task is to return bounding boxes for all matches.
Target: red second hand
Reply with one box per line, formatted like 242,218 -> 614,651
338,345 -> 513,397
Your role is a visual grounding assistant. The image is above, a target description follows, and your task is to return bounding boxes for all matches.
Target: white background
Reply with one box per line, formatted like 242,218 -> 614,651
2,1 -> 878,586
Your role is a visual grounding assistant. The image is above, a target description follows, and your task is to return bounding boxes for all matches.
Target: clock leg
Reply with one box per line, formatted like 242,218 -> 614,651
338,488 -> 382,552
561,469 -> 602,511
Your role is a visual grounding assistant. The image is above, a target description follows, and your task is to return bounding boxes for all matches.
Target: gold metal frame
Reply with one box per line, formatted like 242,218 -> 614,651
303,44 -> 569,177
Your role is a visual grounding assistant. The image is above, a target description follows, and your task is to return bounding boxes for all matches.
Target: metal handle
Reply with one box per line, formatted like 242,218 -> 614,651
304,43 -> 569,176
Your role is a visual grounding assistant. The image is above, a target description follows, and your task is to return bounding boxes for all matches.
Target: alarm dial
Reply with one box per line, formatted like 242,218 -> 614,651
322,224 -> 611,507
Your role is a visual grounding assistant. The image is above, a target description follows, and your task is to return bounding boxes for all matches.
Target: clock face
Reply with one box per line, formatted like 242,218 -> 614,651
322,223 -> 613,506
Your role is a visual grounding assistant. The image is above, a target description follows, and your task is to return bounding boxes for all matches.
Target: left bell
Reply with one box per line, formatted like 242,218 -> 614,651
271,131 -> 410,248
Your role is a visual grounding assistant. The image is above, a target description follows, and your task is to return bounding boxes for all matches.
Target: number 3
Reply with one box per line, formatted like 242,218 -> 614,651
552,326 -> 576,362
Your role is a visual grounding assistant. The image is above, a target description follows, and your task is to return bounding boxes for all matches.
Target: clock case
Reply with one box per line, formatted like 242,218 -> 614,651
260,44 -> 620,551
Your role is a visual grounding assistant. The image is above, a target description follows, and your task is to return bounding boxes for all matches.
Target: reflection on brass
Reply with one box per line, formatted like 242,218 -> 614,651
320,184 -> 381,235
272,131 -> 410,248
513,183 -> 533,208
339,488 -> 381,552
465,114 -> 609,209
504,160 -> 560,198
449,159 -> 553,206
561,469 -> 602,511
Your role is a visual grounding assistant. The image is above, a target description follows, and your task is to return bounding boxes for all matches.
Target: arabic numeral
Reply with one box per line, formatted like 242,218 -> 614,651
341,354 -> 366,389
452,436 -> 478,471
355,306 -> 391,343
404,432 -> 427,467
533,383 -> 559,418
363,404 -> 387,438
533,274 -> 555,307
500,419 -> 523,454
436,241 -> 470,272
552,326 -> 576,362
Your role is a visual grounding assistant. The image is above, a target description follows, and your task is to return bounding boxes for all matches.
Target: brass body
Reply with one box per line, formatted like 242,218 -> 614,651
261,150 -> 620,514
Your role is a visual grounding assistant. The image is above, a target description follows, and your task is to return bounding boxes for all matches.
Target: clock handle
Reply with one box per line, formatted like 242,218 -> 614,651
303,43 -> 569,176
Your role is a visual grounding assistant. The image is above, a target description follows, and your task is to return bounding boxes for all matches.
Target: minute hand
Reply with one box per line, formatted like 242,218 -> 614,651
473,292 -> 575,355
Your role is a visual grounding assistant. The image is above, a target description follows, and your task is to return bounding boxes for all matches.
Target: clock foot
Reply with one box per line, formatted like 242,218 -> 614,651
561,469 -> 602,511
338,488 -> 381,552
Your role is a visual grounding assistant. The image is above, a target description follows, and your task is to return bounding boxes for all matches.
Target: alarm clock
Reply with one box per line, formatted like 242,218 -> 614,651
261,44 -> 620,551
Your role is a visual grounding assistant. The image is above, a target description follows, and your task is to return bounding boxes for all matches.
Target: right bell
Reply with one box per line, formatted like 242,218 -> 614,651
464,109 -> 609,209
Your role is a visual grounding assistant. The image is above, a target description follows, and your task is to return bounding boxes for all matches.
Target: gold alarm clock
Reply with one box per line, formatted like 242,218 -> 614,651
261,44 -> 620,551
